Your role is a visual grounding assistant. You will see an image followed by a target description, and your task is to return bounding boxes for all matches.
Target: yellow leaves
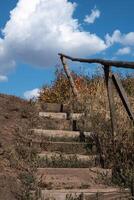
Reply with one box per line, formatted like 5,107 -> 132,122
39,67 -> 134,106
39,69 -> 105,104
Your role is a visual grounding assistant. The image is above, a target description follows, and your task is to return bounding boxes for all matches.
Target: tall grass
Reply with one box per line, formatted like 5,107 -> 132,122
38,67 -> 134,195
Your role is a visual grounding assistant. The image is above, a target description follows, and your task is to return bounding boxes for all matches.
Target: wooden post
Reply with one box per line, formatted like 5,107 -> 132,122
112,74 -> 134,122
104,66 -> 117,139
60,55 -> 79,100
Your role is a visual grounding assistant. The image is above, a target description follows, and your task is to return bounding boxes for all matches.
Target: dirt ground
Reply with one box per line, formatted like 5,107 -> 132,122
0,93 -> 37,200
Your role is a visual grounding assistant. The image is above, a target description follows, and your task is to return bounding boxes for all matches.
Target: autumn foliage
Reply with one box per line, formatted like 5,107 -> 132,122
39,67 -> 105,104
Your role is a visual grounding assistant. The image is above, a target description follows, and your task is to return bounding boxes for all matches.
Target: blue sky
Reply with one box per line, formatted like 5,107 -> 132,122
0,0 -> 134,98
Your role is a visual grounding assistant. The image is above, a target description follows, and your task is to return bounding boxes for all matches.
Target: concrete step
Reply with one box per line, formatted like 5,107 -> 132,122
41,103 -> 69,113
31,129 -> 80,142
36,118 -> 73,131
69,113 -> 84,120
37,168 -> 112,190
30,129 -> 92,142
36,117 -> 88,131
39,112 -> 67,119
41,189 -> 130,200
37,152 -> 97,168
39,112 -> 84,120
23,140 -> 95,155
102,192 -> 131,200
42,103 -> 62,112
41,142 -> 95,155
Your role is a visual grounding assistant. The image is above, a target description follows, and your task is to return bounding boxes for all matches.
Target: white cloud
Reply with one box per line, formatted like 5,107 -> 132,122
116,47 -> 131,55
121,32 -> 134,46
84,7 -> 100,24
0,0 -> 107,75
0,38 -> 16,75
24,88 -> 40,99
106,30 -> 134,47
0,75 -> 8,82
105,30 -> 121,47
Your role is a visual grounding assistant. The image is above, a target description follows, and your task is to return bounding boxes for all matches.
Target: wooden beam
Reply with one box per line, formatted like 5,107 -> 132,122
104,66 -> 117,138
59,53 -> 134,69
112,74 -> 134,122
60,55 -> 79,99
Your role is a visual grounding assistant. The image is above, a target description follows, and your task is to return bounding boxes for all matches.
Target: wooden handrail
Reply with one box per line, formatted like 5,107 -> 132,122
59,53 -> 134,143
59,53 -> 134,69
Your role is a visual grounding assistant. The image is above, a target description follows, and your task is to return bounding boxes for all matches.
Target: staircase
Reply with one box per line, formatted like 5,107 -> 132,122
31,103 -> 131,200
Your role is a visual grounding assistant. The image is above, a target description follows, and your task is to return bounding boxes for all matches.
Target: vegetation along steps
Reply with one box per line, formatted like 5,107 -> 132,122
31,103 -> 131,199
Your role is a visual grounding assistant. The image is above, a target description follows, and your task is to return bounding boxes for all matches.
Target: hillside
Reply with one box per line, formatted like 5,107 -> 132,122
0,94 -> 37,200
0,70 -> 133,199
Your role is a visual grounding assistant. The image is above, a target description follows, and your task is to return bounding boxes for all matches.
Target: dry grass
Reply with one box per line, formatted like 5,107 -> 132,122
0,94 -> 41,200
38,68 -> 134,195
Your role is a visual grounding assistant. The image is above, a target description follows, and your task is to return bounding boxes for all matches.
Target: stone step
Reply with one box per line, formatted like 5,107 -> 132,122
39,112 -> 67,119
37,168 -> 112,190
37,152 -> 97,168
39,112 -> 84,120
41,142 -> 95,155
103,192 -> 131,200
36,118 -> 73,131
36,117 -> 88,131
41,103 -> 86,115
69,113 -> 84,120
41,103 -> 69,113
30,129 -> 92,142
42,103 -> 62,112
23,140 -> 94,155
31,129 -> 80,142
41,189 -> 130,200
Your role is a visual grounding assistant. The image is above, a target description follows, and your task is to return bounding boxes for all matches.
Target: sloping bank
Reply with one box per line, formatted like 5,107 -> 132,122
0,94 -> 38,200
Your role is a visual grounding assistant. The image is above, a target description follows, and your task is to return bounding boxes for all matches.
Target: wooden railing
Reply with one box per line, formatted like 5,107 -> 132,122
59,53 -> 134,139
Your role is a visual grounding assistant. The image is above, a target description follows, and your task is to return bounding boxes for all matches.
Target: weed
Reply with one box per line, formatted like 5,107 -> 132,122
37,154 -> 95,168
65,193 -> 84,200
